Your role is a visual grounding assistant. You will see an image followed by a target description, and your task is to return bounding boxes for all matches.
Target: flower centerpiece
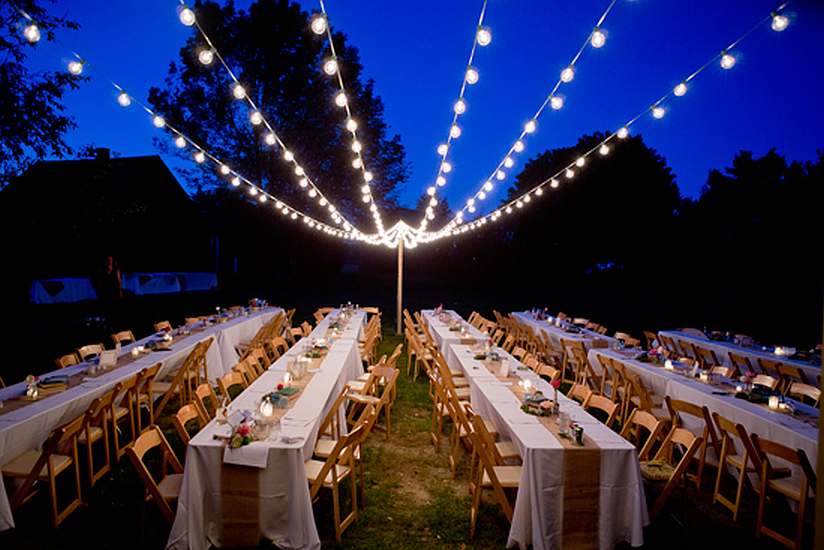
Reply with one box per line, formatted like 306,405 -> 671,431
229,423 -> 253,448
551,378 -> 561,415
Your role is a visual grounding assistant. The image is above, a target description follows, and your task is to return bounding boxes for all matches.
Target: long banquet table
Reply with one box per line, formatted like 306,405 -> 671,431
421,309 -> 488,365
512,311 -> 618,353
167,309 -> 366,550
0,308 -> 278,532
658,330 -> 821,382
588,347 -> 818,474
449,345 -> 647,549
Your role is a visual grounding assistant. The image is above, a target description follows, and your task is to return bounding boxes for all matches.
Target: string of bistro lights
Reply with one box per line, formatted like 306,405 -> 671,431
422,3 -> 793,242
311,1 -> 385,236
443,0 -> 621,231
175,2 -> 363,236
12,2 -> 363,240
410,0 -> 491,232
12,2 -> 793,249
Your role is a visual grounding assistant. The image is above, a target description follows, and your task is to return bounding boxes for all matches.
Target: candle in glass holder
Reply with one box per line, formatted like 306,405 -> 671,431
735,385 -> 744,392
768,395 -> 780,410
524,380 -> 532,394
664,360 -> 674,371
699,371 -> 709,383
259,398 -> 275,419
131,347 -> 140,357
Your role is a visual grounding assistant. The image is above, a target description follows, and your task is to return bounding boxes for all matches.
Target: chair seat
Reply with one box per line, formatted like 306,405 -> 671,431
111,405 -> 130,421
455,387 -> 471,400
3,450 -> 73,479
152,381 -> 173,395
347,393 -> 380,406
347,380 -> 367,393
769,475 -> 807,500
453,376 -> 469,388
495,441 -> 520,460
482,465 -> 522,487
314,439 -> 336,458
305,459 -> 352,487
640,458 -> 674,481
78,426 -> 104,444
157,473 -> 184,501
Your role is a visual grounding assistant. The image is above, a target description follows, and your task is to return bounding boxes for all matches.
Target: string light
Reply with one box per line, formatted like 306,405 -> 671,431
68,60 -> 84,75
652,105 -> 665,118
771,12 -> 789,31
175,136 -> 187,148
674,82 -> 688,96
24,23 -> 40,43
152,115 -> 165,128
117,91 -> 131,106
466,66 -> 479,84
198,49 -> 214,65
179,6 -> 196,26
323,58 -> 338,75
560,66 -> 575,83
476,26 -> 492,46
311,14 -> 327,35
591,27 -> 607,48
720,50 -> 736,69
232,83 -> 246,99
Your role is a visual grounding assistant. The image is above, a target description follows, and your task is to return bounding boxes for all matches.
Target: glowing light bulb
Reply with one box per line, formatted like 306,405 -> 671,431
436,176 -> 446,186
363,171 -> 373,182
259,195 -> 267,203
467,198 -> 476,206
299,178 -> 308,188
283,150 -> 294,161
117,92 -> 131,107
294,165 -> 304,176
179,8 -> 195,26
450,124 -> 462,139
535,187 -> 544,196
484,181 -> 493,192
551,179 -> 559,188
525,120 -> 536,134
175,136 -> 186,148
477,26 -> 492,46
362,195 -> 370,203
351,141 -> 362,153
363,185 -> 371,194
335,92 -> 347,107
599,144 -> 610,155
199,49 -> 214,65
323,59 -> 338,75
352,158 -> 363,169
617,127 -> 629,139
250,111 -> 263,125
566,169 -> 575,179
194,151 -> 206,163
468,205 -> 476,213
454,99 -> 466,115
427,186 -> 436,196
516,200 -> 523,208
68,61 -> 83,75
550,95 -> 564,110
429,198 -> 438,207
771,12 -> 789,32
478,191 -> 486,200
231,176 -> 241,186
720,51 -> 736,69
524,195 -> 531,203
219,165 -> 231,175
311,15 -> 327,35
265,132 -> 276,146
496,170 -> 506,180
309,189 -> 317,198
319,197 -> 327,206
591,27 -> 606,48
504,157 -> 514,168
291,213 -> 297,220
561,66 -> 575,83
576,157 -> 585,167
674,82 -> 687,96
232,84 -> 246,99
466,66 -> 479,84
514,140 -> 525,153
24,23 -> 40,43
152,115 -> 165,128
346,118 -> 357,132
652,106 -> 665,119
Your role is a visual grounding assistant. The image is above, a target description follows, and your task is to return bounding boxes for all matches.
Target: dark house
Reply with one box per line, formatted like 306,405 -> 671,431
0,153 -> 211,303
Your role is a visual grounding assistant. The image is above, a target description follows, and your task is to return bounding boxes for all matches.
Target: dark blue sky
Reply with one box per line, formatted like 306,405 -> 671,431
27,0 -> 823,223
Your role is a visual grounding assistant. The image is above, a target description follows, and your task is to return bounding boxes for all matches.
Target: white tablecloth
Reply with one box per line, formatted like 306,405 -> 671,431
0,308 -> 278,532
167,314 -> 364,550
658,330 -> 820,382
422,310 -> 487,365
512,312 -> 618,354
588,348 -> 818,474
29,278 -> 97,304
451,345 -> 647,549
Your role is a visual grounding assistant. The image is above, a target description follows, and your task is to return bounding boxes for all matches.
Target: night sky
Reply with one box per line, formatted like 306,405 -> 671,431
24,0 -> 824,223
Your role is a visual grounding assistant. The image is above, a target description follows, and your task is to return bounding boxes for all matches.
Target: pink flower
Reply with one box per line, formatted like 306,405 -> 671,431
745,371 -> 756,378
237,424 -> 250,437
551,379 -> 561,389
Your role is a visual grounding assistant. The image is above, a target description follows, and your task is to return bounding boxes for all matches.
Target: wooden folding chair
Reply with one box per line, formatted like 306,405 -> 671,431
217,371 -> 248,402
134,363 -> 161,434
192,382 -> 219,420
154,320 -> 171,332
108,376 -> 139,461
79,394 -> 112,488
346,366 -> 399,440
665,396 -> 719,489
786,382 -> 820,407
620,409 -> 664,461
55,352 -> 80,369
729,352 -> 755,375
582,393 -> 619,429
305,424 -> 365,541
751,434 -> 813,550
2,415 -> 84,528
639,426 -> 703,521
777,364 -> 809,395
643,331 -> 659,352
153,337 -> 214,418
77,343 -> 105,362
712,413 -> 759,521
172,403 -> 206,448
695,346 -> 724,372
125,426 -> 184,526
111,329 -> 136,346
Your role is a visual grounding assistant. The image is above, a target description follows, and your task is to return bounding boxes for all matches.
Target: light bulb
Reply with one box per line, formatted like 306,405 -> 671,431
309,189 -> 317,198
311,15 -> 327,35
68,61 -> 83,75
219,165 -> 230,175
478,191 -> 486,200
299,178 -> 308,188
465,66 -> 479,84
617,127 -> 629,139
351,140 -> 362,153
291,213 -> 297,220
117,92 -> 131,107
24,24 -> 40,43
363,171 -> 373,182
436,176 -> 446,186
516,200 -> 523,208
441,162 -> 452,173
599,144 -> 610,155
283,150 -> 294,161
352,158 -> 363,169
771,13 -> 789,32
199,49 -> 214,65
259,195 -> 267,203
524,195 -> 531,203
467,198 -> 475,206
525,120 -> 536,133
194,151 -> 206,163
576,157 -> 585,167
363,185 -> 371,194
551,179 -> 559,188
231,176 -> 241,186
335,92 -> 347,107
427,186 -> 436,196
450,124 -> 461,139
591,27 -> 606,48
319,197 -> 327,206
250,111 -> 263,125
346,118 -> 357,132
504,156 -> 514,168
566,169 -> 575,179
674,82 -> 687,96
551,95 -> 564,110
437,144 -> 449,156
294,165 -> 304,176
484,181 -> 493,192
468,205 -> 476,213
514,140 -> 525,153
152,115 -> 165,128
535,187 -> 544,196
175,136 -> 186,148
720,51 -> 736,69
561,66 -> 575,83
477,27 -> 492,46
323,59 -> 338,75
179,8 -> 195,26
265,132 -> 276,146
453,99 -> 466,115
496,170 -> 505,180
429,198 -> 438,207
232,84 -> 246,99
652,106 -> 665,119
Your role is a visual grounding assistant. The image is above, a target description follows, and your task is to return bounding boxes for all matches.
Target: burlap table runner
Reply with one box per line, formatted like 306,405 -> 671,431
479,355 -> 601,548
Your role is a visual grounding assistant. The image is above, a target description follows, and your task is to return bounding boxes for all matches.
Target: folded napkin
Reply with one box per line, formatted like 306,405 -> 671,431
223,441 -> 269,468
